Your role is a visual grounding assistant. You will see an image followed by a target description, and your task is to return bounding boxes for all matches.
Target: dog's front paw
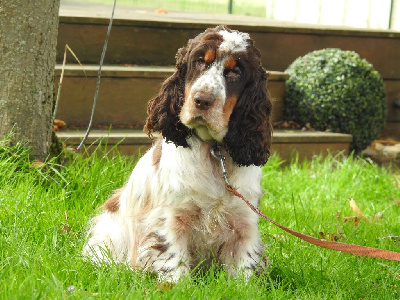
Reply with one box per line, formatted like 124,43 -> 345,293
157,262 -> 190,283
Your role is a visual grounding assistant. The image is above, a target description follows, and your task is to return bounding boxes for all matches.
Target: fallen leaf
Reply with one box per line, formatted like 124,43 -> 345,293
349,198 -> 366,218
53,119 -> 66,131
331,233 -> 340,241
301,122 -> 316,131
382,234 -> 400,242
59,222 -> 70,234
157,282 -> 175,292
373,212 -> 383,220
273,120 -> 301,129
31,160 -> 46,169
343,216 -> 360,226
319,231 -> 341,241
154,9 -> 167,14
336,225 -> 346,240
374,139 -> 400,146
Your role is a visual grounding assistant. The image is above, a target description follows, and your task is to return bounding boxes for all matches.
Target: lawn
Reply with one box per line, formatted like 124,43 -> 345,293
1,138 -> 399,299
67,0 -> 267,17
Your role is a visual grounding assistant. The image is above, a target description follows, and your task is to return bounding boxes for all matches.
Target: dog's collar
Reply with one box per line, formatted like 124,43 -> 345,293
210,143 -> 230,186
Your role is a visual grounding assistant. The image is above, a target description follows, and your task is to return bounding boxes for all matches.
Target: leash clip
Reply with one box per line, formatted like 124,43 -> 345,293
210,144 -> 230,186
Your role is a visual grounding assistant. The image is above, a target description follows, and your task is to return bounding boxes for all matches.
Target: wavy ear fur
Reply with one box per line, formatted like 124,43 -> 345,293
144,47 -> 192,147
223,67 -> 272,167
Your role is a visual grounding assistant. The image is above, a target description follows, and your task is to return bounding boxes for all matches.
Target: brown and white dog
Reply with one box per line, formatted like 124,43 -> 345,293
83,25 -> 272,282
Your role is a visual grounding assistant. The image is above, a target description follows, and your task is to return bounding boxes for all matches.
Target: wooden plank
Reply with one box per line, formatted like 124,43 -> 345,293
272,130 -> 353,143
59,2 -> 400,39
57,129 -> 352,160
54,65 -> 175,78
57,129 -> 352,144
380,122 -> 400,139
384,80 -> 400,122
57,10 -> 400,80
56,2 -> 399,140
54,65 -> 288,80
54,65 -> 287,127
271,143 -> 351,162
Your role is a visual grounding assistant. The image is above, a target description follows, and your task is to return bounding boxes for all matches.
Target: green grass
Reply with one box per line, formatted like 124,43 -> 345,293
69,0 -> 267,17
1,138 -> 400,299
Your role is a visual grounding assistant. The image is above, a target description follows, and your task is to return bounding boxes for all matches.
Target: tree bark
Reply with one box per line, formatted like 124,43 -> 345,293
0,0 -> 60,160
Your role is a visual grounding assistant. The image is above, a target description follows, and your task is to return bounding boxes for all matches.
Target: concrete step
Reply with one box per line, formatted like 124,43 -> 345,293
56,129 -> 352,161
54,64 -> 288,128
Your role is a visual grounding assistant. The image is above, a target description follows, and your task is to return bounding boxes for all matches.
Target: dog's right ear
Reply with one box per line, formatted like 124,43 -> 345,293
144,47 -> 192,148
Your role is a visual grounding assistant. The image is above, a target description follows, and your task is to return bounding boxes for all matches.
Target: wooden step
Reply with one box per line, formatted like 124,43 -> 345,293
58,1 -> 400,78
56,129 -> 352,161
54,64 -> 288,128
58,2 -> 400,139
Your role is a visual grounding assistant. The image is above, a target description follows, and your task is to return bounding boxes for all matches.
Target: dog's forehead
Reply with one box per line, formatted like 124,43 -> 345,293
217,29 -> 249,53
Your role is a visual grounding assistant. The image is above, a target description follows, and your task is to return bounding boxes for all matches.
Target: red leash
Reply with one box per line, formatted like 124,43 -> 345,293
225,184 -> 400,262
211,145 -> 400,262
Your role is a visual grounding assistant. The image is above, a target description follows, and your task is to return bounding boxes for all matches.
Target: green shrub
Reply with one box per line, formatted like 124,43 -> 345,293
284,48 -> 387,153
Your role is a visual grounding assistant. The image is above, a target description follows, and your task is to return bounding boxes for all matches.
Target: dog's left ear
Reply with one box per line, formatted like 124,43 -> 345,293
223,67 -> 272,167
144,47 -> 192,147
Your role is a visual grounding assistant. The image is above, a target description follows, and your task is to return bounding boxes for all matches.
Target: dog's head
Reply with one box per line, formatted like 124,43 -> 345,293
145,25 -> 272,166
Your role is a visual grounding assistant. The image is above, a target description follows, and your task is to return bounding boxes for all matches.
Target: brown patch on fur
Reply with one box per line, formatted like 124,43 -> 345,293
204,49 -> 215,63
152,138 -> 162,167
155,217 -> 167,227
103,190 -> 122,213
227,216 -> 251,240
216,217 -> 253,262
151,242 -> 171,255
174,208 -> 201,237
217,242 -> 225,260
224,56 -> 236,70
143,232 -> 166,244
140,232 -> 171,256
223,95 -> 238,125
130,239 -> 139,267
175,212 -> 193,227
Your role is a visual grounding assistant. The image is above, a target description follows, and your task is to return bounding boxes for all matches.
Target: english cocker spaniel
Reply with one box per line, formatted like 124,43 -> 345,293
83,25 -> 272,282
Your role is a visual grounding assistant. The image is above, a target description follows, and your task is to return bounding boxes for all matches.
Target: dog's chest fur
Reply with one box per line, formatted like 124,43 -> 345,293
126,138 -> 262,263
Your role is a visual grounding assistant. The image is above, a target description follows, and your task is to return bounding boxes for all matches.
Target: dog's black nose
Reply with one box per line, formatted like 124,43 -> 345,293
194,92 -> 216,110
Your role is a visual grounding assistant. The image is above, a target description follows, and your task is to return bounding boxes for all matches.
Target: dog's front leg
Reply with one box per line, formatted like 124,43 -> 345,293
137,211 -> 192,282
218,221 -> 266,280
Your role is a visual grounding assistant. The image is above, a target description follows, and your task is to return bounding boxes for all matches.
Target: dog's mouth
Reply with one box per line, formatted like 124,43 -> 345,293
186,116 -> 226,143
186,115 -> 208,127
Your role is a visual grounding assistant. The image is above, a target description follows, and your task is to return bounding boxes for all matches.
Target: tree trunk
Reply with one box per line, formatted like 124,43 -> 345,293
0,0 -> 60,160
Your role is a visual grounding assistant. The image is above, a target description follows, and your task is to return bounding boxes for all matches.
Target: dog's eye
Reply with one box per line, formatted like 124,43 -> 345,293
196,57 -> 206,68
225,66 -> 242,79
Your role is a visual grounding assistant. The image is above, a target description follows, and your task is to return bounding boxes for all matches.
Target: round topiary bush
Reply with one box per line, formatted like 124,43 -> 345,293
284,48 -> 387,153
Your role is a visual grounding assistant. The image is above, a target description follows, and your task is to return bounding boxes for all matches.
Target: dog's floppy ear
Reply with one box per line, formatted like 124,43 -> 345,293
144,47 -> 192,147
223,66 -> 272,167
